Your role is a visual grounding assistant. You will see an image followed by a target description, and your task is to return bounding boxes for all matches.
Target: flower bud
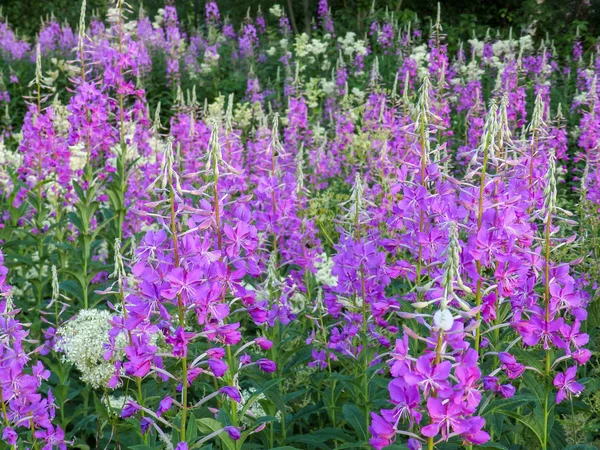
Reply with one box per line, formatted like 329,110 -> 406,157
433,308 -> 454,331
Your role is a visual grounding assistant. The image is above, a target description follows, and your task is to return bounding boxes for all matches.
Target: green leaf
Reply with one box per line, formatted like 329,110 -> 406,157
342,404 -> 367,440
93,394 -> 109,421
336,443 -> 370,449
497,409 -> 545,447
73,181 -> 85,202
477,443 -> 510,450
481,395 -> 534,415
287,427 -> 355,447
283,435 -> 328,450
197,418 -> 236,450
312,427 -> 354,441
281,388 -> 309,403
186,412 -> 198,442
289,402 -> 324,424
239,378 -> 283,420
67,211 -> 84,233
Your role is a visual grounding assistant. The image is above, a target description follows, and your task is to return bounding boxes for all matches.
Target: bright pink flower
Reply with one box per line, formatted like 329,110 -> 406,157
165,326 -> 196,358
554,366 -> 584,404
368,412 -> 396,449
404,355 -> 452,398
421,397 -> 470,440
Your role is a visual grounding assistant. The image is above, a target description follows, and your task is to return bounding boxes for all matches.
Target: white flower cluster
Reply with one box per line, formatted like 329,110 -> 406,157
519,35 -> 534,53
207,95 -> 226,120
452,59 -> 485,84
153,8 -> 166,29
9,251 -> 50,300
490,39 -> 515,58
468,35 -> 533,63
57,309 -> 126,389
50,97 -> 71,135
0,138 -> 23,188
97,240 -> 109,264
0,138 -> 22,168
311,124 -> 327,145
305,77 -> 323,108
69,142 -> 87,173
573,91 -> 591,106
320,78 -> 335,95
351,87 -> 366,101
106,121 -> 138,164
294,34 -> 329,66
233,102 -> 254,129
288,291 -> 306,314
200,46 -> 220,74
337,32 -> 368,58
409,44 -> 430,79
269,4 -> 284,18
26,252 -> 49,280
315,252 -> 337,287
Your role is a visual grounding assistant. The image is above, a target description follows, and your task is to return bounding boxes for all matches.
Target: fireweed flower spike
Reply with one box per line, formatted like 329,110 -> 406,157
0,252 -> 67,448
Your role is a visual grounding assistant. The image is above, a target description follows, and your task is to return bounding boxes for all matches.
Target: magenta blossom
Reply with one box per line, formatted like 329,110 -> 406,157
554,366 -> 584,404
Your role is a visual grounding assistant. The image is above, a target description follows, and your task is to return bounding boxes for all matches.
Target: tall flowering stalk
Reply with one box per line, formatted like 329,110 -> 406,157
0,251 -> 66,449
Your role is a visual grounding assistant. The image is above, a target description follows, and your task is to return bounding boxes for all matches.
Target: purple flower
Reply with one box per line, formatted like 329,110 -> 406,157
207,358 -> 229,378
2,427 -> 17,445
256,336 -> 273,350
308,350 -> 328,370
499,384 -> 516,398
162,268 -> 203,304
157,395 -> 173,417
121,401 -> 141,418
462,416 -> 490,445
205,323 -> 242,345
220,386 -> 242,403
224,426 -> 241,440
407,438 -> 422,450
124,343 -> 158,377
140,417 -> 154,435
368,412 -> 396,449
257,358 -> 277,373
165,326 -> 196,358
498,352 -> 526,379
554,366 -> 584,404
421,397 -> 470,440
404,355 -> 452,398
482,376 -> 499,392
388,378 -> 421,425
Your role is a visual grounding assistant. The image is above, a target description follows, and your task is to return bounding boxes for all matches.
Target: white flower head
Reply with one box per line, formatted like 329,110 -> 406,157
269,4 -> 284,18
57,309 -> 126,389
433,309 -> 454,331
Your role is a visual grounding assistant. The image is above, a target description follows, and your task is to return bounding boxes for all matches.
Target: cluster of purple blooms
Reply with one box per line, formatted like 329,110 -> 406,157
0,252 -> 67,449
0,1 -> 598,449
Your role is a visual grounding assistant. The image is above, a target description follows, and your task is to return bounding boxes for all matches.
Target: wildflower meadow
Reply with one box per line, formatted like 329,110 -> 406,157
0,0 -> 599,449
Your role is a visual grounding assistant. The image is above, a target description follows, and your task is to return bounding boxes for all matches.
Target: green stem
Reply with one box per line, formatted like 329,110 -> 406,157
360,267 -> 369,433
542,199 -> 552,449
474,129 -> 492,351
